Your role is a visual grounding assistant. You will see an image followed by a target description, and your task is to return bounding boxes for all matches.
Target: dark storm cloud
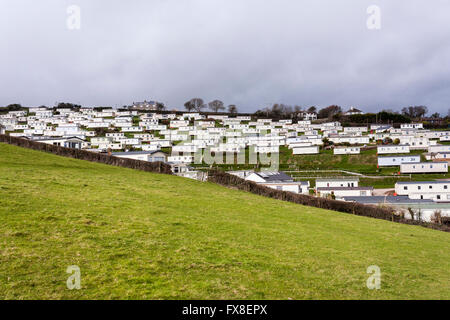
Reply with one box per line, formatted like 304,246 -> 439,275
1,0 -> 449,114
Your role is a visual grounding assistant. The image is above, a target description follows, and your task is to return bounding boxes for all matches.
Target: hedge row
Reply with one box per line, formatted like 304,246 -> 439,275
207,169 -> 450,232
0,134 -> 173,174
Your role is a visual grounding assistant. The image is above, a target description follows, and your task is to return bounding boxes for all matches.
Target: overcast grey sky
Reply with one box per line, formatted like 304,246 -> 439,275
1,0 -> 449,114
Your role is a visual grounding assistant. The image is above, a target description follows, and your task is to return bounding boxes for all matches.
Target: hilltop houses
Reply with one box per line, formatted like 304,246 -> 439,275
1,105 -> 449,211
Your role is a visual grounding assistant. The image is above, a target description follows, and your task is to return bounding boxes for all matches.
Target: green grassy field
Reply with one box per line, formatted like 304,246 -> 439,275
0,143 -> 449,299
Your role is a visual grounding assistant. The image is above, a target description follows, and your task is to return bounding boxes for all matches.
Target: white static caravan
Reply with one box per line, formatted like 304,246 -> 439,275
292,145 -> 319,155
317,187 -> 373,198
288,141 -> 313,149
254,146 -> 279,153
140,144 -> 160,152
333,147 -> 360,155
172,144 -> 198,153
328,135 -> 369,145
149,139 -> 172,148
400,123 -> 423,130
167,155 -> 194,163
377,155 -> 421,167
400,162 -> 448,174
112,150 -> 167,162
343,127 -> 368,133
315,178 -> 359,188
395,181 -> 450,202
428,145 -> 450,153
121,126 -> 144,132
399,137 -> 435,150
377,145 -> 410,154
106,132 -> 125,140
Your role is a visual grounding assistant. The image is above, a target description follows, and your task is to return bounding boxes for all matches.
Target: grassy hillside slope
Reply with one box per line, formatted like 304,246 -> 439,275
0,143 -> 449,299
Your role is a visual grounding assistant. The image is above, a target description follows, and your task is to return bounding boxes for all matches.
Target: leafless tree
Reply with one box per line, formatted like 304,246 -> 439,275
208,100 -> 225,113
184,98 -> 205,112
227,104 -> 238,114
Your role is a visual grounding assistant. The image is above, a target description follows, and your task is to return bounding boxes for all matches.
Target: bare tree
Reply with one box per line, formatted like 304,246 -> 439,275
184,98 -> 205,112
208,100 -> 225,113
184,100 -> 195,112
228,104 -> 238,114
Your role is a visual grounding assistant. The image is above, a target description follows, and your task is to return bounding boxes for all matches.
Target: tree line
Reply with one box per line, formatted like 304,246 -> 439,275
182,98 -> 238,114
254,103 -> 448,122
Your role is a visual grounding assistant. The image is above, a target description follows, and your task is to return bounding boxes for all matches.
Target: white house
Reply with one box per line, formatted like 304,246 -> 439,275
333,147 -> 360,155
0,124 -> 5,134
377,155 -> 421,167
400,162 -> 448,174
301,112 -> 317,121
395,181 -> 450,202
292,145 -> 319,155
428,145 -> 450,153
377,145 -> 410,154
344,107 -> 364,116
245,171 -> 309,195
